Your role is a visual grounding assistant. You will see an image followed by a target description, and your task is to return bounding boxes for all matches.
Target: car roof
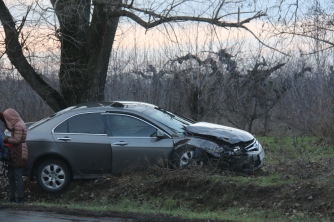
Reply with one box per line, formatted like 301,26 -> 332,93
74,101 -> 155,108
73,101 -> 155,109
56,101 -> 158,115
28,101 -> 160,130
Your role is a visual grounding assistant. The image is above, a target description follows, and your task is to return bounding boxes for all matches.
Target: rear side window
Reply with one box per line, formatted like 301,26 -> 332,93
54,113 -> 105,134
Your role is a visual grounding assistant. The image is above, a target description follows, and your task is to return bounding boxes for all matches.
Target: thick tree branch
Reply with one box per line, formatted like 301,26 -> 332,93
117,9 -> 267,30
0,0 -> 66,111
116,9 -> 290,56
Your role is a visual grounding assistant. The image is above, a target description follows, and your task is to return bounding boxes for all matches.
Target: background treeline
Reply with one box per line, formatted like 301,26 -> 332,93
1,47 -> 334,138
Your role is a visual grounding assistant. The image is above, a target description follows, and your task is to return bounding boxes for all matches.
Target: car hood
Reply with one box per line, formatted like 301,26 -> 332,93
185,122 -> 254,144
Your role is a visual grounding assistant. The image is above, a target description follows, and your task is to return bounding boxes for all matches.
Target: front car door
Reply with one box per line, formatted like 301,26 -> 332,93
52,112 -> 112,178
102,113 -> 174,174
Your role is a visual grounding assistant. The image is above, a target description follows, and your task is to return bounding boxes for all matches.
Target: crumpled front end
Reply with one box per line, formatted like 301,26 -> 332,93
225,139 -> 265,173
183,137 -> 265,173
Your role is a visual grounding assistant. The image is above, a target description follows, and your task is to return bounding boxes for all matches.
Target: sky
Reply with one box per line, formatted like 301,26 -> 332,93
0,0 -> 333,69
1,1 -> 266,51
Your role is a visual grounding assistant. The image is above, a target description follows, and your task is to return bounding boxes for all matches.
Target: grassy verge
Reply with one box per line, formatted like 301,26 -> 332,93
2,136 -> 334,222
21,190 -> 333,222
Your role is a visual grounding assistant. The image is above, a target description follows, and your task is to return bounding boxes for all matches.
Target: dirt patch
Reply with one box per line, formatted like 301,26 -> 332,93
1,164 -> 334,221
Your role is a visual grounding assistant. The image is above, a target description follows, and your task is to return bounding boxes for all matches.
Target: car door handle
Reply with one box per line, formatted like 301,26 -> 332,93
57,137 -> 71,141
113,141 -> 128,146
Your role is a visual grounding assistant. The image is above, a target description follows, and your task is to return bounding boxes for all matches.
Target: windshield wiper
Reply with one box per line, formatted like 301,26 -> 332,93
154,107 -> 195,124
154,107 -> 175,118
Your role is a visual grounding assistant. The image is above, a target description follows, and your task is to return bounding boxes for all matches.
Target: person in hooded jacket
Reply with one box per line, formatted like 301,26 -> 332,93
0,108 -> 28,203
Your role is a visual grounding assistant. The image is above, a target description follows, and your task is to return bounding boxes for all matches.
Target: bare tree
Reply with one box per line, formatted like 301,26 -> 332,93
266,0 -> 334,55
265,0 -> 334,136
0,0 -> 268,111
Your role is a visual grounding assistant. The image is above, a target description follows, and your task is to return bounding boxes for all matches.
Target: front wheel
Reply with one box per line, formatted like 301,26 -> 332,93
172,146 -> 205,169
36,159 -> 71,193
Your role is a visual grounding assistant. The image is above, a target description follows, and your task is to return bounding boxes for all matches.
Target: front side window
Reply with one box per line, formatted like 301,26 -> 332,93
54,113 -> 105,134
106,114 -> 156,137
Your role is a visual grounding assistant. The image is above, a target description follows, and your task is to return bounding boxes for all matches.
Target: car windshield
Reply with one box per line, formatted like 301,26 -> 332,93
143,107 -> 194,134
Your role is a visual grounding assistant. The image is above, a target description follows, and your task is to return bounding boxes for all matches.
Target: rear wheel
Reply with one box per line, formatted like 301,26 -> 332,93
36,159 -> 71,193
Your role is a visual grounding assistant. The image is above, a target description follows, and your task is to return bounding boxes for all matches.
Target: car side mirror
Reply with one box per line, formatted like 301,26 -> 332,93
156,129 -> 167,139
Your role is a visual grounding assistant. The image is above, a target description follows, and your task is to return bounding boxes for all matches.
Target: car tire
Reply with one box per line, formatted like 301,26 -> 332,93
172,146 -> 198,169
36,159 -> 71,193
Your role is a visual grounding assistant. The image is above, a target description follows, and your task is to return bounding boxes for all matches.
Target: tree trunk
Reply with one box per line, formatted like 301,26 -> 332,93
85,4 -> 120,102
54,0 -> 120,106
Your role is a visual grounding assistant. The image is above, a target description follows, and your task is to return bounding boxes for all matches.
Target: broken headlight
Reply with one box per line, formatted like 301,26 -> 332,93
233,146 -> 242,154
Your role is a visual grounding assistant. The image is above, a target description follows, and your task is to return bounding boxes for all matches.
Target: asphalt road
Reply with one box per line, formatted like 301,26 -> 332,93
0,209 -> 133,222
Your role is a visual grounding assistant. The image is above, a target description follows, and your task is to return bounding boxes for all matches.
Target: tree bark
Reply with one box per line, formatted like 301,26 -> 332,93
85,3 -> 120,102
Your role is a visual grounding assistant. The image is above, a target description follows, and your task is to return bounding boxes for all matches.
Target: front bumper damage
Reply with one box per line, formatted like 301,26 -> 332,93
184,137 -> 265,173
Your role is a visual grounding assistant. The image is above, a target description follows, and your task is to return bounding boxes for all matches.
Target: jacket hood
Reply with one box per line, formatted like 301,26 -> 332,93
185,122 -> 254,144
3,108 -> 22,130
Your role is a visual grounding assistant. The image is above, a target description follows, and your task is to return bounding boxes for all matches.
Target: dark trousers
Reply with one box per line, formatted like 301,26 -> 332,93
8,167 -> 24,199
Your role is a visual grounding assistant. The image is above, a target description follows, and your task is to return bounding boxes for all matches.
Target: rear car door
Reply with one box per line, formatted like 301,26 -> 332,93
52,112 -> 112,177
102,113 -> 174,174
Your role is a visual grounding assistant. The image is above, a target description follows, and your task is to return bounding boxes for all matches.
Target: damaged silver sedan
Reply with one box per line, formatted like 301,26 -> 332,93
25,101 -> 264,193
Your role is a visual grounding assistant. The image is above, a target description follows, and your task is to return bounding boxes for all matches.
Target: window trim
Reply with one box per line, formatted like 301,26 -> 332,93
101,113 -> 172,138
52,112 -> 107,135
